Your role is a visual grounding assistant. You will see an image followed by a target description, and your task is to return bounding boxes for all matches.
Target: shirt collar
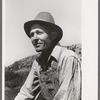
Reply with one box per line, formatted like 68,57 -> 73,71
50,45 -> 62,62
36,45 -> 62,63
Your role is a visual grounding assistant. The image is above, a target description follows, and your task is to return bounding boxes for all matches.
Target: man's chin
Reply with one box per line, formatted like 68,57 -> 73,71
35,48 -> 43,52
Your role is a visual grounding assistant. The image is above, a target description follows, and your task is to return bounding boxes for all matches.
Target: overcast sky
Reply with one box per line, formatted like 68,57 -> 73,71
3,0 -> 81,66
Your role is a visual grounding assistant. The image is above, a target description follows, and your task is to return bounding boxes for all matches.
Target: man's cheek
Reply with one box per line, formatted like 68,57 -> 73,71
38,34 -> 48,39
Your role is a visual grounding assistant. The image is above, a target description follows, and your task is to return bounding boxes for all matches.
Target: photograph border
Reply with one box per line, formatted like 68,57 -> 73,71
0,0 -> 2,100
98,0 -> 100,99
82,0 -> 98,100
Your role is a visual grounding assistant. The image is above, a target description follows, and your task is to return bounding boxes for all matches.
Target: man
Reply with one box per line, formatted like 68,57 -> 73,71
14,12 -> 81,100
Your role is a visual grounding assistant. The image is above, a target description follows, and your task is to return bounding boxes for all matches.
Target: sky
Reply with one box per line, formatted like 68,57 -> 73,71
3,0 -> 81,66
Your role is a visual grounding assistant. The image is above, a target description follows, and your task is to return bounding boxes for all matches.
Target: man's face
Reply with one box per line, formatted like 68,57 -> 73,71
30,25 -> 53,52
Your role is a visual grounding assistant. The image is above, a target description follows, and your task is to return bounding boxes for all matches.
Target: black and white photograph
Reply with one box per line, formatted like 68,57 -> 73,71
3,0 -> 98,100
4,0 -> 82,100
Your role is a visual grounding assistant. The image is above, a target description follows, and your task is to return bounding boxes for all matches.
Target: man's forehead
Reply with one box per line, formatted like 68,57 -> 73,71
30,24 -> 52,35
31,24 -> 46,30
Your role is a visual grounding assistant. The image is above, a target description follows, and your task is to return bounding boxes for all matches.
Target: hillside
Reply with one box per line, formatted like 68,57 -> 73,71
5,44 -> 81,100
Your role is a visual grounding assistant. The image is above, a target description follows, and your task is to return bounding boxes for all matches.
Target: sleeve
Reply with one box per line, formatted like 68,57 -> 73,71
14,60 -> 40,100
54,56 -> 82,100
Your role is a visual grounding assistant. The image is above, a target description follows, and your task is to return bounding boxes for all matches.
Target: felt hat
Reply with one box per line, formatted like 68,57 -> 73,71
24,12 -> 63,41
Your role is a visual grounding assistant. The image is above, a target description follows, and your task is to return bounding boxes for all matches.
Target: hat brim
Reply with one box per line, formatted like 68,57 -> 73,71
24,20 -> 63,41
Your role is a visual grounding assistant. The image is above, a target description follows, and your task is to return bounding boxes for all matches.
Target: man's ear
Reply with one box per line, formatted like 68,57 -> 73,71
51,31 -> 58,41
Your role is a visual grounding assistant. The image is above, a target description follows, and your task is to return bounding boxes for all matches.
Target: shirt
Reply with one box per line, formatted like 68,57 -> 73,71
14,45 -> 81,100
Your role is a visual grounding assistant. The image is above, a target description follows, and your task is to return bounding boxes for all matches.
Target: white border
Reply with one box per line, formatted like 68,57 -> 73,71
82,0 -> 98,99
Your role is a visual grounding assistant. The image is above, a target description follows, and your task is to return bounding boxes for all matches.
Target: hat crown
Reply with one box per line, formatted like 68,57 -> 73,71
34,12 -> 55,24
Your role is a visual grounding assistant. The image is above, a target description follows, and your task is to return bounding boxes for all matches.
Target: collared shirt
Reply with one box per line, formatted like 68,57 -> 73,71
14,45 -> 81,100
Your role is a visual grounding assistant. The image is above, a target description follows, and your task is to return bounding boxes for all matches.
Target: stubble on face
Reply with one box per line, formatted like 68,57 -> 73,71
30,25 -> 53,52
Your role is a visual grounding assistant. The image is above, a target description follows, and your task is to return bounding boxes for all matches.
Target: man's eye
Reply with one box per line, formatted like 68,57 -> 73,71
30,32 -> 34,37
36,30 -> 43,35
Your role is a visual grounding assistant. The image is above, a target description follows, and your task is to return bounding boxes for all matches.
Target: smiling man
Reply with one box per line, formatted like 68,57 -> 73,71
30,24 -> 55,52
14,12 -> 81,100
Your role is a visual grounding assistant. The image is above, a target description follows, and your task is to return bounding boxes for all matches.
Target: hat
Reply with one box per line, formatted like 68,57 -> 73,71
24,12 -> 63,41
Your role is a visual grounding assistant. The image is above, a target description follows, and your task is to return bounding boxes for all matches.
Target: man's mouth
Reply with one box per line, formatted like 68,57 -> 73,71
34,43 -> 42,47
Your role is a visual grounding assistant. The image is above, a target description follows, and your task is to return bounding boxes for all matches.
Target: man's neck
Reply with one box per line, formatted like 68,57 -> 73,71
41,46 -> 54,61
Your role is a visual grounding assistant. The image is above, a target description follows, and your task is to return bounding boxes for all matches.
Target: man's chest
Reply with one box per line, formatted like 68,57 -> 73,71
37,60 -> 60,100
